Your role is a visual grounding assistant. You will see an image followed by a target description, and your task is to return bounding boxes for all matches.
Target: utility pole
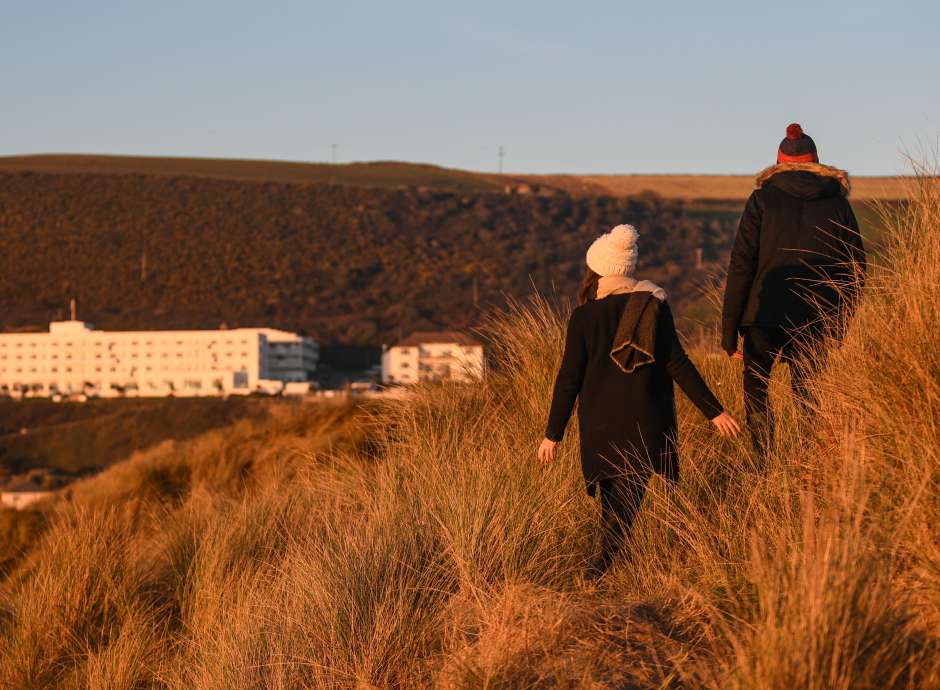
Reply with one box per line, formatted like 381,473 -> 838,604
498,145 -> 504,174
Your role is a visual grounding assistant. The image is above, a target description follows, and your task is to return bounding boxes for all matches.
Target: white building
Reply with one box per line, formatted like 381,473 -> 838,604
382,331 -> 484,385
0,320 -> 318,398
0,483 -> 56,510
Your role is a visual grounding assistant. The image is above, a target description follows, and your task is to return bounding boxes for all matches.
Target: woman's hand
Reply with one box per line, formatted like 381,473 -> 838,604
537,438 -> 557,463
711,412 -> 741,437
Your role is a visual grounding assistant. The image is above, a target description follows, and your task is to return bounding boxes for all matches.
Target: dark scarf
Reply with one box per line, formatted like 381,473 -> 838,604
610,291 -> 661,373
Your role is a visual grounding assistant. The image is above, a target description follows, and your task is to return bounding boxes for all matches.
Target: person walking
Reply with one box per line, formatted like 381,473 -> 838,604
538,224 -> 739,576
721,123 -> 866,454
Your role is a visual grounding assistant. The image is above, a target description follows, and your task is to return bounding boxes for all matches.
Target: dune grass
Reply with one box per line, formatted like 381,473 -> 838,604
1,175 -> 939,688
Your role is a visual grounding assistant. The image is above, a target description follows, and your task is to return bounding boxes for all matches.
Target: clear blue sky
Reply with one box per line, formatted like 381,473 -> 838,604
3,0 -> 938,174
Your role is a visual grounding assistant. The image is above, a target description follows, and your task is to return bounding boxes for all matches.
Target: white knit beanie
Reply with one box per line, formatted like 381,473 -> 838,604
585,224 -> 639,277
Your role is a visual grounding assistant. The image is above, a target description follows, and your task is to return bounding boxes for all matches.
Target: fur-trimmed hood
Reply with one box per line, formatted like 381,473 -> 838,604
755,162 -> 851,197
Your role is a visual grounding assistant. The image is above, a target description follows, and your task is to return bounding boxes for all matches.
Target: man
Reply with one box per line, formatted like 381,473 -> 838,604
721,123 -> 866,452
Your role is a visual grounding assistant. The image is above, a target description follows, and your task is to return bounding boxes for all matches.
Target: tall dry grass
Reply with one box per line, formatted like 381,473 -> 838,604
1,173 -> 939,688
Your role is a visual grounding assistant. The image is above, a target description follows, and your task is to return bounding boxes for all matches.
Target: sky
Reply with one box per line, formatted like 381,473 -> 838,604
3,0 -> 938,175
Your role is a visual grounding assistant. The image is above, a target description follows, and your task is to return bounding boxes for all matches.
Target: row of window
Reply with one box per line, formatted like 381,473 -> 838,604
1,351 -> 250,361
0,338 -> 253,348
1,379 -> 229,393
395,347 -> 479,357
1,363 -> 251,374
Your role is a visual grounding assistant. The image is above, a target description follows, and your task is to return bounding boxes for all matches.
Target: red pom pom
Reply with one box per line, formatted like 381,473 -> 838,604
786,123 -> 804,140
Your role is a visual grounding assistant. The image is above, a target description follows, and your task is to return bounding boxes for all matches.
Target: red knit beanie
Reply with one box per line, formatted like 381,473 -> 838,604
777,123 -> 818,163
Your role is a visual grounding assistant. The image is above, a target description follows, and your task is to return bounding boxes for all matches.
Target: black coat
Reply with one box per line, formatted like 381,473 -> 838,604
546,294 -> 723,491
721,163 -> 866,355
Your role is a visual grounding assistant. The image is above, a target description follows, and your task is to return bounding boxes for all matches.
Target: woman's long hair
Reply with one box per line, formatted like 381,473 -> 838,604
578,267 -> 600,305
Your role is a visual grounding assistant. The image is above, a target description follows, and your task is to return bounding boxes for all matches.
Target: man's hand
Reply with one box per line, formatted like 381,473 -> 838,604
730,351 -> 744,361
537,438 -> 557,464
711,412 -> 741,437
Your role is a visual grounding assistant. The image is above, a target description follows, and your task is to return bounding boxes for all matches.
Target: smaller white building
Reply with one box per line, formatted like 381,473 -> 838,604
382,331 -> 484,385
0,483 -> 56,510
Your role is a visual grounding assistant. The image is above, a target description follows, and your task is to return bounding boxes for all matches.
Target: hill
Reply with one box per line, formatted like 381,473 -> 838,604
2,154 -> 912,199
0,154 -> 506,192
0,154 -> 903,344
527,172 -> 913,201
0,397 -> 278,474
0,167 -> 739,344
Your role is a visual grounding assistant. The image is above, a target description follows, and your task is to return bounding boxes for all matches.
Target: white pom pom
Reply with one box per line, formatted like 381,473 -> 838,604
609,224 -> 638,250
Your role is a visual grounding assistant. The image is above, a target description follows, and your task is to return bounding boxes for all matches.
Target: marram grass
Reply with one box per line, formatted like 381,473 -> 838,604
2,175 -> 940,688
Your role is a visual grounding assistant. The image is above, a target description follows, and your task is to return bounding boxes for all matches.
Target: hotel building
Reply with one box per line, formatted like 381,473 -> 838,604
0,320 -> 318,398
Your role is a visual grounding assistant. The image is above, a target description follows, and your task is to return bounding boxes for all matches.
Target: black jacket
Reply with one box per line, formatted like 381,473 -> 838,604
546,293 -> 723,491
721,163 -> 866,355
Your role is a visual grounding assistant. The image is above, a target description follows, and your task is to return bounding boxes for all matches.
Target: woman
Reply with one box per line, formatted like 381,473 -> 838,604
538,224 -> 739,575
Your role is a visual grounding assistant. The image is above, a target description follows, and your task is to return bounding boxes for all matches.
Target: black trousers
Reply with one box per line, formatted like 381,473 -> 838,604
743,326 -> 822,453
591,473 -> 649,574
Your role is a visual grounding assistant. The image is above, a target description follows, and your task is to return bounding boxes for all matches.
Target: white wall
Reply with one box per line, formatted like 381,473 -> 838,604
0,491 -> 54,510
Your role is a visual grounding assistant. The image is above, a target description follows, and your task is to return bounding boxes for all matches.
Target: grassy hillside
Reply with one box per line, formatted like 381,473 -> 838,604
1,154 -> 913,199
0,397 -> 276,474
0,169 -> 738,344
0,173 -> 937,687
0,154 -> 506,192
532,172 -> 914,201
0,154 -> 903,345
